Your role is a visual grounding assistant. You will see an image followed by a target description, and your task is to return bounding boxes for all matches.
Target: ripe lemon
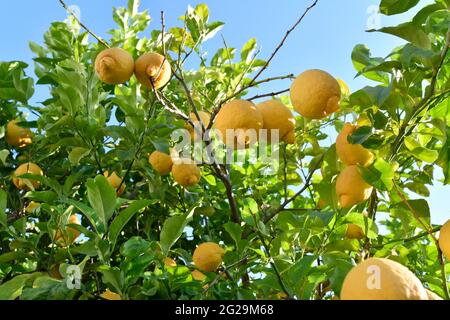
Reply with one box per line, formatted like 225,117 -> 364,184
341,257 -> 428,300
100,289 -> 122,300
336,123 -> 374,167
290,69 -> 341,119
95,48 -> 134,85
172,159 -> 201,187
134,52 -> 171,89
256,100 -> 296,144
5,120 -> 33,148
191,270 -> 207,281
214,100 -> 263,149
345,224 -> 364,239
12,162 -> 43,190
439,219 -> 450,261
164,257 -> 177,268
149,151 -> 173,175
185,111 -> 211,141
425,289 -> 442,300
192,242 -> 224,272
104,171 -> 126,196
55,214 -> 81,247
336,165 -> 373,208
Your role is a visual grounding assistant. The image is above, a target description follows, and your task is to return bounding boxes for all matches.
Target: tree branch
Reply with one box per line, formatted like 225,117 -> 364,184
263,153 -> 324,223
58,0 -> 110,48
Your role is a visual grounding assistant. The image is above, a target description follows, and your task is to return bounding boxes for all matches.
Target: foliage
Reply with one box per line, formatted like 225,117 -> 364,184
0,0 -> 449,300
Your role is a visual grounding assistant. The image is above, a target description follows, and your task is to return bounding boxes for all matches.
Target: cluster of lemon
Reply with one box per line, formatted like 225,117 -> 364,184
95,48 -> 171,89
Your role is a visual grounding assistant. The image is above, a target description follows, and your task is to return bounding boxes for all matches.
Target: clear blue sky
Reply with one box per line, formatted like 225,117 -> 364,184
1,0 -> 448,225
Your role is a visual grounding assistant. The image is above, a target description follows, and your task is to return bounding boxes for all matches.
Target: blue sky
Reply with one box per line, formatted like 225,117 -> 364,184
0,0 -> 448,225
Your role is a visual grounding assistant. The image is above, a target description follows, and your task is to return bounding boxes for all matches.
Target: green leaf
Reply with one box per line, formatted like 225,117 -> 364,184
120,236 -> 151,259
285,255 -> 316,295
0,274 -> 35,300
351,45 -> 389,83
380,0 -> 420,15
412,3 -> 446,25
98,266 -> 124,295
0,251 -> 33,264
369,22 -> 431,50
21,276 -> 72,300
360,160 -> 397,191
405,136 -> 439,163
204,21 -> 224,42
394,199 -> 431,227
64,199 -> 100,233
109,200 -> 153,252
195,3 -> 209,22
24,190 -> 58,203
68,147 -> 90,166
86,175 -> 117,230
0,189 -> 6,227
0,149 -> 9,165
241,38 -> 257,63
160,210 -> 194,256
348,126 -> 372,144
373,159 -> 398,190
437,126 -> 450,184
345,212 -> 379,239
224,221 -> 242,252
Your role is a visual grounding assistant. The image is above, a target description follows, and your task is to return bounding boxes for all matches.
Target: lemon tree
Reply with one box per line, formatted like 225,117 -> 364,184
0,0 -> 449,300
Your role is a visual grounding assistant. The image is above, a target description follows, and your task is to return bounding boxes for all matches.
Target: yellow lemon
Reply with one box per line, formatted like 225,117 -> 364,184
439,219 -> 450,261
100,289 -> 122,300
214,100 -> 263,149
149,151 -> 173,175
425,289 -> 443,300
5,120 -> 33,148
13,162 -> 43,190
164,257 -> 177,268
290,69 -> 341,119
104,171 -> 126,196
345,224 -> 364,240
336,123 -> 374,167
256,100 -> 296,144
192,242 -> 224,272
134,52 -> 171,89
336,165 -> 373,208
171,159 -> 201,187
95,48 -> 134,85
341,258 -> 428,300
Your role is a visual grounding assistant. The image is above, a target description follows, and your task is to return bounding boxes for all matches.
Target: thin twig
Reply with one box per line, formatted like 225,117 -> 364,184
58,0 -> 110,48
264,153 -> 324,223
249,0 -> 319,85
248,88 -> 290,101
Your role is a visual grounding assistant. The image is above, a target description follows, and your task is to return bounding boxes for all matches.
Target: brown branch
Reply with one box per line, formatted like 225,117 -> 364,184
248,88 -> 290,101
58,0 -> 110,48
372,226 -> 440,249
263,153 -> 324,223
249,0 -> 319,85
